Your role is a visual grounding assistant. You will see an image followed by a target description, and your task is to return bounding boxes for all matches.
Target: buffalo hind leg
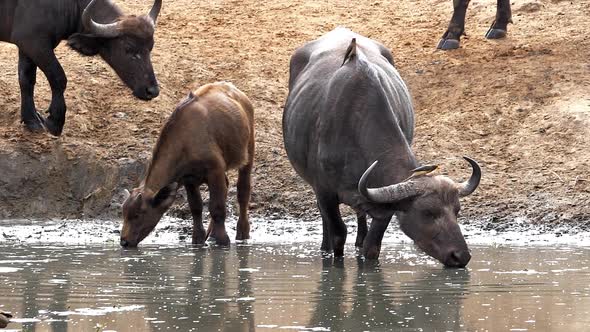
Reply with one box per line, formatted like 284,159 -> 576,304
18,51 -> 44,132
362,217 -> 391,259
486,0 -> 512,39
21,44 -> 67,136
186,182 -> 206,245
355,211 -> 368,248
236,161 -> 253,241
317,193 -> 347,257
205,167 -> 230,246
437,0 -> 471,50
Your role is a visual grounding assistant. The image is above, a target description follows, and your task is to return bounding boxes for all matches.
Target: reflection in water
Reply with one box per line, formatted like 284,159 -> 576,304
0,244 -> 589,331
308,257 -> 470,331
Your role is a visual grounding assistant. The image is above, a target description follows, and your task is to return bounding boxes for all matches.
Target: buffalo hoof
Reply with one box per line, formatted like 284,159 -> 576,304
235,229 -> 250,241
0,311 -> 12,329
192,235 -> 206,245
45,116 -> 64,136
437,38 -> 460,50
22,110 -> 46,133
207,234 -> 230,247
485,28 -> 507,39
362,246 -> 381,260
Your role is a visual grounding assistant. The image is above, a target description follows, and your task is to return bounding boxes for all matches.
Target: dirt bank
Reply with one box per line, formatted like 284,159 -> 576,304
0,0 -> 588,225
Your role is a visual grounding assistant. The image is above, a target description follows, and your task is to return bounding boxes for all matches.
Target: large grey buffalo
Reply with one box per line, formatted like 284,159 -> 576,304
283,28 -> 481,267
0,0 -> 162,136
439,0 -> 512,50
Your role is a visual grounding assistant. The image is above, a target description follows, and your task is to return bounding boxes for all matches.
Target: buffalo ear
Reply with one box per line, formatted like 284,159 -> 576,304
67,33 -> 103,56
151,183 -> 179,209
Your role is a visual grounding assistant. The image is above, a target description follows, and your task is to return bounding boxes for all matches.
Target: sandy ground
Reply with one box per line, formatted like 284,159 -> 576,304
0,0 -> 589,225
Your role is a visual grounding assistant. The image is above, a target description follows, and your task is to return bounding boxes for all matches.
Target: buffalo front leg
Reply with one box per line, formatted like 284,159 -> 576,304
186,182 -> 206,245
438,0 -> 471,50
21,45 -> 67,136
362,217 -> 391,259
236,162 -> 253,241
316,193 -> 347,257
486,0 -> 512,39
18,51 -> 44,132
205,168 -> 230,246
355,211 -> 368,248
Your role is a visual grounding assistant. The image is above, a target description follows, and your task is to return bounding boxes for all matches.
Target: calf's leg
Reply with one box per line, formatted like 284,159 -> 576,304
438,0 -> 471,50
236,162 -> 253,241
18,51 -> 44,132
486,0 -> 512,39
186,182 -> 206,245
205,167 -> 230,246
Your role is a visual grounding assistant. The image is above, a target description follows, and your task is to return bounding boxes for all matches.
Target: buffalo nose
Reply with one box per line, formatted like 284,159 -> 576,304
445,249 -> 471,268
146,85 -> 159,99
120,239 -> 129,248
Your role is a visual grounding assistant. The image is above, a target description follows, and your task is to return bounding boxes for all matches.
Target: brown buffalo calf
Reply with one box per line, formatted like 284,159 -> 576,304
120,82 -> 255,247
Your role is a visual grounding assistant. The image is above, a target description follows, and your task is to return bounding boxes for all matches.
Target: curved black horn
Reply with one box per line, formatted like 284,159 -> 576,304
148,0 -> 163,24
358,161 -> 421,203
458,156 -> 481,197
82,0 -> 121,38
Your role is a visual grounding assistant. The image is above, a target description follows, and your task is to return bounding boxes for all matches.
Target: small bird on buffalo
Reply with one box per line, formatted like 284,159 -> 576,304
0,311 -> 12,328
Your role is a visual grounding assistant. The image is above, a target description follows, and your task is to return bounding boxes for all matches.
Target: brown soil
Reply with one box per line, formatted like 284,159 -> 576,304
0,0 -> 589,224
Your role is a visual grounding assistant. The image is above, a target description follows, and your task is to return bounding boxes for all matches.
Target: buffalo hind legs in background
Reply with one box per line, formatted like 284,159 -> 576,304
235,161 -> 253,241
18,43 -> 67,136
437,0 -> 512,50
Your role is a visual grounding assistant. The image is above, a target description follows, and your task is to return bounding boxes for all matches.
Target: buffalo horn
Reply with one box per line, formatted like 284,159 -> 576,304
457,156 -> 481,197
82,0 -> 121,38
148,0 -> 163,25
358,161 -> 422,204
122,189 -> 131,202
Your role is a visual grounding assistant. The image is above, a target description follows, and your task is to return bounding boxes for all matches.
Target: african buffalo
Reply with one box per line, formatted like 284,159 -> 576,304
120,82 -> 255,248
283,28 -> 481,267
0,311 -> 11,329
0,0 -> 162,136
439,0 -> 512,50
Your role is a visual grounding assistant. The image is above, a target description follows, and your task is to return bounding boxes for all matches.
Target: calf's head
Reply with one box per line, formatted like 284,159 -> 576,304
120,183 -> 178,248
67,0 -> 162,100
359,157 -> 481,268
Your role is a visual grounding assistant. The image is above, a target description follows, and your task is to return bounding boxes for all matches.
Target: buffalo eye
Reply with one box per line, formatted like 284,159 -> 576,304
131,53 -> 142,60
422,208 -> 439,220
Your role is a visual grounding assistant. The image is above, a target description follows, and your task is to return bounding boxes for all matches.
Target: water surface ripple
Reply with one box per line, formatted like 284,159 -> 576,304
1,243 -> 589,331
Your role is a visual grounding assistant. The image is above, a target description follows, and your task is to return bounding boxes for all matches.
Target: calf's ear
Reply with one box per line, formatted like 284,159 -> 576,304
67,33 -> 103,56
151,183 -> 179,210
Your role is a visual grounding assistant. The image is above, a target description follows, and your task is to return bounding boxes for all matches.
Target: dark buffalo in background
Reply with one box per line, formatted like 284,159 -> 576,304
0,0 -> 162,136
438,0 -> 512,49
283,28 -> 481,268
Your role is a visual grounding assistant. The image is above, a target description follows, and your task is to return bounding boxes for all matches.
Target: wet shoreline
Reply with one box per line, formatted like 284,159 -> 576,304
1,216 -> 589,247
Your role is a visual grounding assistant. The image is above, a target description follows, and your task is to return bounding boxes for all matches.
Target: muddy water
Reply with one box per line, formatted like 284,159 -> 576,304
1,242 -> 589,331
